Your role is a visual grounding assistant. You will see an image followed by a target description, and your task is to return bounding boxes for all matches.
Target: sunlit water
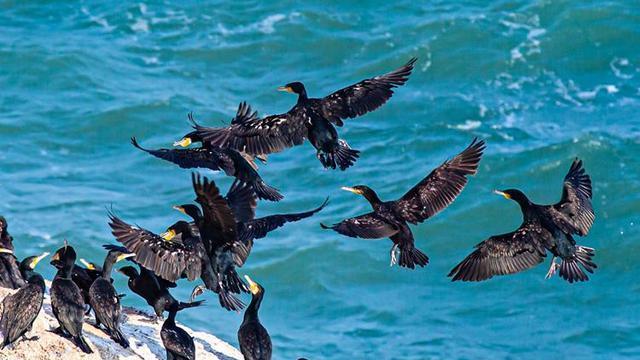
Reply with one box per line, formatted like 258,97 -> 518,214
1,1 -> 639,359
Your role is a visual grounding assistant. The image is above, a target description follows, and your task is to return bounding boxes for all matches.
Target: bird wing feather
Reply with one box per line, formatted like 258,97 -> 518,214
549,159 -> 595,236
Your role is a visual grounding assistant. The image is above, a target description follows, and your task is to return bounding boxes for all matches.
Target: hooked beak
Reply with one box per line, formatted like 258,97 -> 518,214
172,205 -> 186,215
493,190 -> 511,200
115,253 -> 135,263
79,258 -> 95,270
29,252 -> 50,269
244,275 -> 260,295
173,137 -> 192,148
277,86 -> 293,93
0,247 -> 13,254
341,186 -> 363,195
161,229 -> 177,241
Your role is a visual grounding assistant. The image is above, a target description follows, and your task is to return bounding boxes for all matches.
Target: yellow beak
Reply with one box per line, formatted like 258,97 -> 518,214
277,86 -> 293,93
29,252 -> 50,269
172,205 -> 186,215
161,229 -> 177,241
493,190 -> 511,199
341,186 -> 362,195
116,253 -> 135,263
244,274 -> 260,295
0,247 -> 13,254
79,258 -> 95,270
173,137 -> 192,148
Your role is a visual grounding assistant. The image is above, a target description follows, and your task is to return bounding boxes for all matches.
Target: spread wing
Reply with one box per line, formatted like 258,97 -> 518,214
239,197 -> 329,243
320,58 -> 416,126
550,159 -> 595,236
225,182 -> 257,223
393,138 -> 485,224
108,213 -> 202,282
448,223 -> 547,282
131,137 -> 227,172
191,102 -> 307,156
321,212 -> 398,239
192,173 -> 238,244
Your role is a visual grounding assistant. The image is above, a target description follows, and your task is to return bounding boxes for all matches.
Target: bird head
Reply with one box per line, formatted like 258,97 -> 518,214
494,189 -> 530,206
278,82 -> 306,96
21,252 -> 49,271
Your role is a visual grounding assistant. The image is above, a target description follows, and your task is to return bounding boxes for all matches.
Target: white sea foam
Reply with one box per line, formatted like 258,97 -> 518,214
217,13 -> 292,36
131,18 -> 150,33
610,57 -> 635,79
451,120 -> 482,130
81,7 -> 115,32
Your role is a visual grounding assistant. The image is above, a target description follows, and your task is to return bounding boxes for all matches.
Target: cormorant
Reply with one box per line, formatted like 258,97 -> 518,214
448,159 -> 596,283
238,275 -> 272,360
321,139 -> 485,269
0,217 -> 25,289
109,208 -> 245,311
74,259 -> 103,314
49,244 -> 93,353
190,58 -> 417,170
161,301 -> 201,360
88,247 -> 134,348
117,259 -> 203,320
0,252 -> 49,349
132,133 -> 283,201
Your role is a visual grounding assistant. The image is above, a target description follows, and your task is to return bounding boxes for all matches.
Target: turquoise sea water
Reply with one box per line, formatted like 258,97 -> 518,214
1,1 -> 639,359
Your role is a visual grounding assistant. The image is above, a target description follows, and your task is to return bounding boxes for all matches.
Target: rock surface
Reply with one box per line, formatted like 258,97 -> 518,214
0,285 -> 243,360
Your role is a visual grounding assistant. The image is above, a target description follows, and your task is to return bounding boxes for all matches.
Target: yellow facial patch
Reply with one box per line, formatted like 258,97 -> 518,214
277,86 -> 293,93
341,186 -> 363,195
244,275 -> 260,295
173,205 -> 186,215
161,229 -> 177,241
173,137 -> 192,148
494,190 -> 511,199
0,247 -> 13,254
116,253 -> 135,263
30,252 -> 50,269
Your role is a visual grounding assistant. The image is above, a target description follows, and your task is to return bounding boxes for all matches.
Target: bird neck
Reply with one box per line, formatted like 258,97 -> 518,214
101,256 -> 116,281
166,308 -> 178,325
362,189 -> 383,208
243,292 -> 263,324
60,263 -> 74,279
296,89 -> 308,103
28,273 -> 45,289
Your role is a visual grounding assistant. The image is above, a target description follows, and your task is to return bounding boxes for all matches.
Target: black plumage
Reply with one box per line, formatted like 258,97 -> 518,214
238,275 -> 272,360
322,139 -> 485,269
108,175 -> 246,311
191,58 -> 416,170
49,244 -> 93,354
449,159 -> 596,283
72,259 -> 105,315
118,262 -> 203,319
161,301 -> 200,360
0,217 -> 26,289
131,135 -> 283,202
0,252 -> 48,349
88,248 -> 133,348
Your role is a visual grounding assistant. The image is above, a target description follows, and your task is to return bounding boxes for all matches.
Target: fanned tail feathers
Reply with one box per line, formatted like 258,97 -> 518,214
559,246 -> 596,283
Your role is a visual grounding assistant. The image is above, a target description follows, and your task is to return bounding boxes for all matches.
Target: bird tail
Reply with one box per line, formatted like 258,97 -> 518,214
398,245 -> 429,269
559,246 -> 596,283
319,139 -> 360,171
74,335 -> 93,354
252,179 -> 283,202
111,327 -> 129,348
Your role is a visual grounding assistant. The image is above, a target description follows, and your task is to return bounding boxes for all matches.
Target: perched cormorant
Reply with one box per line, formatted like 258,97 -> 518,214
0,217 -> 26,289
117,259 -> 203,320
238,275 -> 272,360
161,301 -> 201,360
191,58 -> 417,170
0,252 -> 49,349
74,259 -> 104,314
321,139 -> 485,269
109,201 -> 245,311
448,159 -> 596,283
88,247 -> 134,348
49,244 -> 93,354
131,133 -> 283,201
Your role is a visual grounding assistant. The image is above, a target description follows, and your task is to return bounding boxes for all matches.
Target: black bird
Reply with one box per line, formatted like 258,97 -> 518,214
191,58 -> 417,170
132,133 -> 283,202
49,244 -> 93,354
88,247 -> 134,348
322,139 -> 485,269
0,252 -> 49,349
71,259 -> 104,315
238,275 -> 272,360
109,205 -> 245,311
161,301 -> 201,360
118,262 -> 203,320
0,217 -> 26,289
449,159 -> 596,283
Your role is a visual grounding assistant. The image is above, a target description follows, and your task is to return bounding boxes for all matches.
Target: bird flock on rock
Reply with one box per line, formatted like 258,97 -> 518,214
0,57 -> 597,360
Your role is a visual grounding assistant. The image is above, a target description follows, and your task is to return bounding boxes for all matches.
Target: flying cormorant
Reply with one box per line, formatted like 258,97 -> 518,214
448,159 -> 596,283
190,58 -> 417,170
0,252 -> 49,349
321,138 -> 485,269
